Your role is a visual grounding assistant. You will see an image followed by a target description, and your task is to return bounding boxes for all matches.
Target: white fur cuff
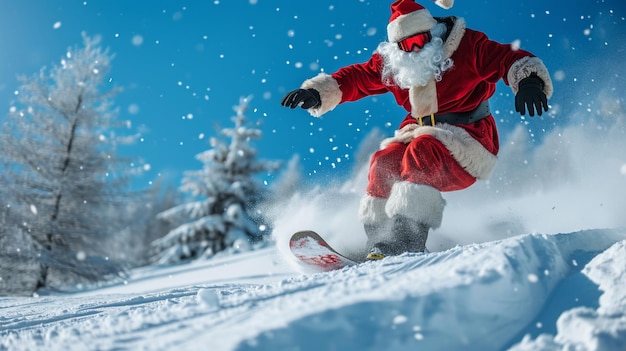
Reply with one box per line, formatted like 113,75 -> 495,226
300,73 -> 342,117
385,182 -> 446,229
359,195 -> 389,225
507,56 -> 553,99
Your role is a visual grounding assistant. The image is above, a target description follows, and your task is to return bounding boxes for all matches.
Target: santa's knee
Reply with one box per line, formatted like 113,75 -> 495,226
366,143 -> 405,197
406,134 -> 442,154
370,143 -> 405,170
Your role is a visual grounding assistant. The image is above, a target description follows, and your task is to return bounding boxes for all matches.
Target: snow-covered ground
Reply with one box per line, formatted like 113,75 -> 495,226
1,227 -> 625,351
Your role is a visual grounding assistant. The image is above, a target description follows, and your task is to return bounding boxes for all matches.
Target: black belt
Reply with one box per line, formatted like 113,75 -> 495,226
415,101 -> 491,126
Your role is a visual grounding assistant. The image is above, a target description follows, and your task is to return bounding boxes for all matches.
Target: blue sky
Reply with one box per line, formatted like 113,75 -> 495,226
1,0 -> 624,191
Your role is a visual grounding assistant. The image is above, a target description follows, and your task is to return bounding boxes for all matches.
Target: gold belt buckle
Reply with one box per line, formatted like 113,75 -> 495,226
417,114 -> 436,126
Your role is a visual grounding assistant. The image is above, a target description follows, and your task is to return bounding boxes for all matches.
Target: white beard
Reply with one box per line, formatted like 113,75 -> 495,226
377,25 -> 453,89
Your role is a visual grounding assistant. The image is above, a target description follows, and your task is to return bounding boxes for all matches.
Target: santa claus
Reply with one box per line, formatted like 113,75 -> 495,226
281,0 -> 553,260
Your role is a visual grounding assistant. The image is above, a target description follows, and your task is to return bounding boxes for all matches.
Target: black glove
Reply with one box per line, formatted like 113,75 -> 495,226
515,75 -> 548,117
281,88 -> 321,110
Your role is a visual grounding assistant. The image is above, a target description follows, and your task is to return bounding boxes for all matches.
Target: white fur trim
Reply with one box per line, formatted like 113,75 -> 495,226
358,195 -> 389,225
409,79 -> 439,117
388,10 -> 437,43
507,56 -> 553,99
380,123 -> 497,179
300,73 -> 342,117
443,18 -> 466,59
434,0 -> 454,9
385,182 -> 446,228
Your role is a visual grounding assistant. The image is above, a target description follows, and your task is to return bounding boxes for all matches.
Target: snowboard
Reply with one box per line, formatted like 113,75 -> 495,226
289,230 -> 362,272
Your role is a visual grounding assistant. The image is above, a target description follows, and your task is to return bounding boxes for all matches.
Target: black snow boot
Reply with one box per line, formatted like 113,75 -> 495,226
366,215 -> 429,260
364,222 -> 388,253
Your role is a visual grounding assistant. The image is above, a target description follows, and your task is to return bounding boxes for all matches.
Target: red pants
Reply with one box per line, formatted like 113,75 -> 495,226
366,135 -> 477,198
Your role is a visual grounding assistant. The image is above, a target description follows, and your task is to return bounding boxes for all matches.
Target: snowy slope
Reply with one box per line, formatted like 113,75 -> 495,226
1,228 -> 625,351
3,117 -> 626,350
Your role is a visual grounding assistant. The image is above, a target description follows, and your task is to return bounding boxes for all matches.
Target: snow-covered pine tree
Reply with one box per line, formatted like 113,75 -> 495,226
0,33 -> 137,293
153,97 -> 279,264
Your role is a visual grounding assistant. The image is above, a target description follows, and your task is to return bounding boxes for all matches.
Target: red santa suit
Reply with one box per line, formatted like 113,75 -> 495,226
297,2 -> 553,233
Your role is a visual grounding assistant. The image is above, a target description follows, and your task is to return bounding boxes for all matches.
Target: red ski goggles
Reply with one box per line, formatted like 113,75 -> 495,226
397,31 -> 432,52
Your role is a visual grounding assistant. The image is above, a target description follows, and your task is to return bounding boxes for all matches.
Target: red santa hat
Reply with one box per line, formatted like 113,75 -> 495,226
387,0 -> 438,43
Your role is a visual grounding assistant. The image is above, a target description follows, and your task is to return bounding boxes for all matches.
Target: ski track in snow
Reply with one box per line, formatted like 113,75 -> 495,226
1,229 -> 625,351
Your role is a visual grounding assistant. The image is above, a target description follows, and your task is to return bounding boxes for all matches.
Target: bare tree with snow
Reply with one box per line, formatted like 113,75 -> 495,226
0,33 -> 138,293
153,97 -> 279,264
